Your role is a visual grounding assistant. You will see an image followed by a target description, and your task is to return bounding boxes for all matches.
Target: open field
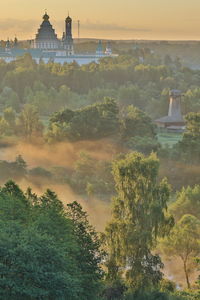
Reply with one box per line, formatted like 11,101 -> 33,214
157,132 -> 183,147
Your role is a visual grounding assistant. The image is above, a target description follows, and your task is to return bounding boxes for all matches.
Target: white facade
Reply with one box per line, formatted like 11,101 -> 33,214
34,40 -> 60,50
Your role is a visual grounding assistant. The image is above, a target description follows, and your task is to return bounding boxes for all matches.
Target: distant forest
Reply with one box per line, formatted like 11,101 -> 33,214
1,43 -> 200,117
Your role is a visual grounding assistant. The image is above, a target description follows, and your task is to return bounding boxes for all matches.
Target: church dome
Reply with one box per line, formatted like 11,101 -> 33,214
43,12 -> 50,21
66,15 -> 72,22
36,13 -> 58,41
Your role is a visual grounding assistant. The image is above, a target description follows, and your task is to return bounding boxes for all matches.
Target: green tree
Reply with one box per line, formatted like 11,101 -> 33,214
16,104 -> 43,140
86,182 -> 95,198
0,181 -> 104,299
66,201 -> 104,300
105,152 -> 173,292
160,214 -> 200,289
0,86 -> 20,111
177,112 -> 200,163
126,136 -> 161,155
0,180 -> 30,223
120,106 -> 156,141
0,156 -> 27,182
3,66 -> 37,99
3,106 -> 16,128
0,117 -> 10,136
0,222 -> 81,300
47,98 -> 119,142
170,185 -> 200,221
0,107 -> 16,136
118,84 -> 142,108
70,152 -> 114,196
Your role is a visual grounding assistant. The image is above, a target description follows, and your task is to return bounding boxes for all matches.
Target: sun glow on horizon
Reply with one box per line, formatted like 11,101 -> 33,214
1,0 -> 200,40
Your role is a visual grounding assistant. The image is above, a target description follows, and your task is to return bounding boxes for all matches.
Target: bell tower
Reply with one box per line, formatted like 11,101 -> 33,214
65,15 -> 72,39
168,89 -> 183,119
62,14 -> 74,55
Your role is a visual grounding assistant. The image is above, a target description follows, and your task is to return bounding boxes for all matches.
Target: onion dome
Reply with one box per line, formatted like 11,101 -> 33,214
43,12 -> 50,21
66,15 -> 72,22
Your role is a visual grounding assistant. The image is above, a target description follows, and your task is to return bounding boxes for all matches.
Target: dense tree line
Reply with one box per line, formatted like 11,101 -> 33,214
0,101 -> 200,197
0,51 -> 200,299
0,153 -> 199,299
0,153 -> 114,198
0,51 -> 200,117
46,98 -> 158,144
0,181 -> 103,299
47,98 -> 119,142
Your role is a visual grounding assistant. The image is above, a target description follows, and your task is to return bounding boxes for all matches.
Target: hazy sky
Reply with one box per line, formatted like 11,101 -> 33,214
1,0 -> 200,40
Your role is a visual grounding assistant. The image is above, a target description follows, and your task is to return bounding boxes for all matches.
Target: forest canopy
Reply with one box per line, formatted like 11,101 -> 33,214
0,47 -> 200,299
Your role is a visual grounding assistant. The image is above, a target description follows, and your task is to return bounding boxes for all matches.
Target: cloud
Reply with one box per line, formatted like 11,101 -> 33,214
0,19 -> 38,34
78,21 -> 151,33
0,18 -> 151,39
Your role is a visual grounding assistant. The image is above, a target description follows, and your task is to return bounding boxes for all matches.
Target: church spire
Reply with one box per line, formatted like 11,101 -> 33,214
43,10 -> 49,21
65,13 -> 72,38
63,13 -> 74,55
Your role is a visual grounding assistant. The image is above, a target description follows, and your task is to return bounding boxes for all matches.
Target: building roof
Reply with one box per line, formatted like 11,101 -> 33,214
66,15 -> 72,22
155,115 -> 185,124
170,89 -> 182,97
36,13 -> 58,41
155,89 -> 185,125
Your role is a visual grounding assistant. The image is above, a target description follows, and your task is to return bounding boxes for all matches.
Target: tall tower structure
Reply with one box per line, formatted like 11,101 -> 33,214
62,15 -> 74,55
155,89 -> 185,131
168,89 -> 183,119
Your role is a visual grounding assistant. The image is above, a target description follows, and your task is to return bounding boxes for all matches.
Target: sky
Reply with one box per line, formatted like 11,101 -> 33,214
1,0 -> 200,40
